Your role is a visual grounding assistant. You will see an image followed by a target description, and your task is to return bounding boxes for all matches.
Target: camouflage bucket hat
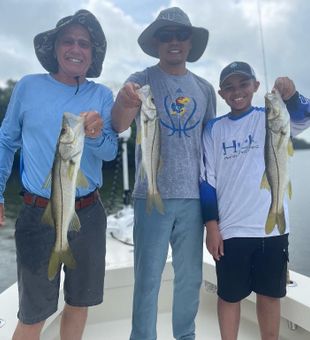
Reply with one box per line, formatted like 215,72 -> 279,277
138,7 -> 209,62
34,9 -> 106,78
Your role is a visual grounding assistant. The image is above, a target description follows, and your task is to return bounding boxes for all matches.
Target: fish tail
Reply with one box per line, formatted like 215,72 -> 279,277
48,247 -> 76,281
265,211 -> 277,234
146,192 -> 164,215
276,210 -> 286,234
154,192 -> 164,215
265,210 -> 286,235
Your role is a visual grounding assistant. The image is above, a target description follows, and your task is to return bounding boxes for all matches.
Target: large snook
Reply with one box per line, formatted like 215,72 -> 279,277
42,112 -> 88,280
261,89 -> 293,234
137,85 -> 164,214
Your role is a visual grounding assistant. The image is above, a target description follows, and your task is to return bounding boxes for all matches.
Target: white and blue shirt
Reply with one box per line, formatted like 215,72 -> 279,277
200,93 -> 310,240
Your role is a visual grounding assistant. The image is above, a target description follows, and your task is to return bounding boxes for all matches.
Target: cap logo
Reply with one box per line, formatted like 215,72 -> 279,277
230,62 -> 238,69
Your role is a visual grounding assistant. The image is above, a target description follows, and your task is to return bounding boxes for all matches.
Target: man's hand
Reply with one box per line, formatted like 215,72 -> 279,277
111,82 -> 142,133
273,77 -> 296,101
81,111 -> 104,138
116,82 -> 141,110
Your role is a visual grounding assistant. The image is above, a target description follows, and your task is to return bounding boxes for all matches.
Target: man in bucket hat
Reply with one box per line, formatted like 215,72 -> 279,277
112,7 -> 216,340
0,9 -> 118,340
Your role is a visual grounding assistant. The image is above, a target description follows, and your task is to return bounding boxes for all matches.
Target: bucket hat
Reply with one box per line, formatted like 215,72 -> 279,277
219,61 -> 256,86
34,9 -> 106,78
138,7 -> 209,62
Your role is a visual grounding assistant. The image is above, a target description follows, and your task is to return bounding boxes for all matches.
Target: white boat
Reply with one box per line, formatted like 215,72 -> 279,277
1,226 -> 310,340
1,130 -> 310,340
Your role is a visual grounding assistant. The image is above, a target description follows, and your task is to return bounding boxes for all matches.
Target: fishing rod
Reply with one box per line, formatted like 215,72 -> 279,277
256,0 -> 269,92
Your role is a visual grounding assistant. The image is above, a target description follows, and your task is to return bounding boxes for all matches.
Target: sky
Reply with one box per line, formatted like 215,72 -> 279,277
0,0 -> 309,141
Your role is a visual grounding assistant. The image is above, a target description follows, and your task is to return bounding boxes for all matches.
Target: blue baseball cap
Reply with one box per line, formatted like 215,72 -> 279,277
219,61 -> 256,87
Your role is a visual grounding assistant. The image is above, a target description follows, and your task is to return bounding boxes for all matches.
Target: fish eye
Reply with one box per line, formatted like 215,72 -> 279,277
265,107 -> 271,114
61,127 -> 67,134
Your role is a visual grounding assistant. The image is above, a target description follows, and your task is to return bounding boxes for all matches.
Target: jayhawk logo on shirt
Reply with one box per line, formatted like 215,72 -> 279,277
160,89 -> 200,138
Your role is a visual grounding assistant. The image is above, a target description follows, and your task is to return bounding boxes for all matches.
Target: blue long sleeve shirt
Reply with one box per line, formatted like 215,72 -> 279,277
0,74 -> 118,202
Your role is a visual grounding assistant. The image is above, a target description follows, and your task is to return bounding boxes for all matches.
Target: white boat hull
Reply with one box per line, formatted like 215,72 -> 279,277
1,232 -> 310,340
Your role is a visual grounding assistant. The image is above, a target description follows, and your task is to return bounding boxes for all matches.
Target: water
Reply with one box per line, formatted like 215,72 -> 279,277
287,149 -> 310,276
0,150 -> 309,293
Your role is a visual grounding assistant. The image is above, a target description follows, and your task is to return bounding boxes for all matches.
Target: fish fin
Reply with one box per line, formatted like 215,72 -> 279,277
260,172 -> 270,191
76,170 -> 88,188
136,130 -> 141,145
48,249 -> 62,281
146,192 -> 164,215
277,132 -> 286,150
265,211 -> 277,234
287,139 -> 294,156
69,212 -> 81,232
276,210 -> 286,234
67,161 -> 75,181
287,180 -> 293,199
42,172 -> 52,189
41,202 -> 54,227
48,247 -> 76,281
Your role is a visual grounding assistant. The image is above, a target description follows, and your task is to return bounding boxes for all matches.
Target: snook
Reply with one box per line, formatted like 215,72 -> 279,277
137,85 -> 164,214
261,90 -> 293,234
43,112 -> 88,280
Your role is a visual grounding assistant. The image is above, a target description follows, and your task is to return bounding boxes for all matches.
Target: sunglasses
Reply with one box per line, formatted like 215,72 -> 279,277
155,29 -> 192,43
57,37 -> 92,50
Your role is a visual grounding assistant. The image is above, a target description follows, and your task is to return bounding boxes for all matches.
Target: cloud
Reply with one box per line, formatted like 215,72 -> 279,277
0,0 -> 309,140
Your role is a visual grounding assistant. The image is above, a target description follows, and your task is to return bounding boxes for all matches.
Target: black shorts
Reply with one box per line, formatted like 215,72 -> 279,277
216,234 -> 289,303
15,199 -> 107,324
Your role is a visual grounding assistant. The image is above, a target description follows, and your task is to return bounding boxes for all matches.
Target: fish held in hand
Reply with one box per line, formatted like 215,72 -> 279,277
137,85 -> 164,214
42,112 -> 88,280
261,89 -> 293,234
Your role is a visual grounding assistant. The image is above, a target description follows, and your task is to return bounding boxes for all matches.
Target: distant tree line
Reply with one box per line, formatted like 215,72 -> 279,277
0,79 -> 16,122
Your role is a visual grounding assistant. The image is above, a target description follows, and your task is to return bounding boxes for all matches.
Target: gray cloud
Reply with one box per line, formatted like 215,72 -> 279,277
0,0 -> 309,140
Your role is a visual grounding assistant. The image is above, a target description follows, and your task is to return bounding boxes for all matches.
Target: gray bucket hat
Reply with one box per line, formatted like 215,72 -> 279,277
34,9 -> 106,78
138,7 -> 209,62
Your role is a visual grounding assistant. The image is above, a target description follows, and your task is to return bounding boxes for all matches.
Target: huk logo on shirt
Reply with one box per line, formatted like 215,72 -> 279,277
222,134 -> 259,159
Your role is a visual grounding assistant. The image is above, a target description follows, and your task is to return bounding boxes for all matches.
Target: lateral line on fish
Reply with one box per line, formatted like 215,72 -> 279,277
270,133 -> 281,213
150,120 -> 158,192
59,161 -> 65,249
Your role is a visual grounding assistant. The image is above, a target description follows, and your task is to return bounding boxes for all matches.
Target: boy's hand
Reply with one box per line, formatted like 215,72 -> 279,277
205,220 -> 224,261
273,77 -> 296,101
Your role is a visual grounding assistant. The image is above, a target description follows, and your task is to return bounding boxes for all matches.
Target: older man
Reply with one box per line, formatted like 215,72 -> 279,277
0,9 -> 118,340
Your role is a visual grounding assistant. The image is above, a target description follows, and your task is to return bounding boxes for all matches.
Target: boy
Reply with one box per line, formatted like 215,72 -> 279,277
200,61 -> 310,340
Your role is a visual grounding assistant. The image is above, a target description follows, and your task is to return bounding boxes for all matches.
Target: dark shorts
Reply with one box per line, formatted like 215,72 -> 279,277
15,199 -> 107,324
216,234 -> 289,303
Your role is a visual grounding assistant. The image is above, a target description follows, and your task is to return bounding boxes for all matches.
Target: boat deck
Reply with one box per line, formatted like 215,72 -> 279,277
1,232 -> 310,340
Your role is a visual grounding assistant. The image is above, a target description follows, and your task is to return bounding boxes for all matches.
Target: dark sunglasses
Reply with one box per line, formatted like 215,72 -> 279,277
155,29 -> 192,43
